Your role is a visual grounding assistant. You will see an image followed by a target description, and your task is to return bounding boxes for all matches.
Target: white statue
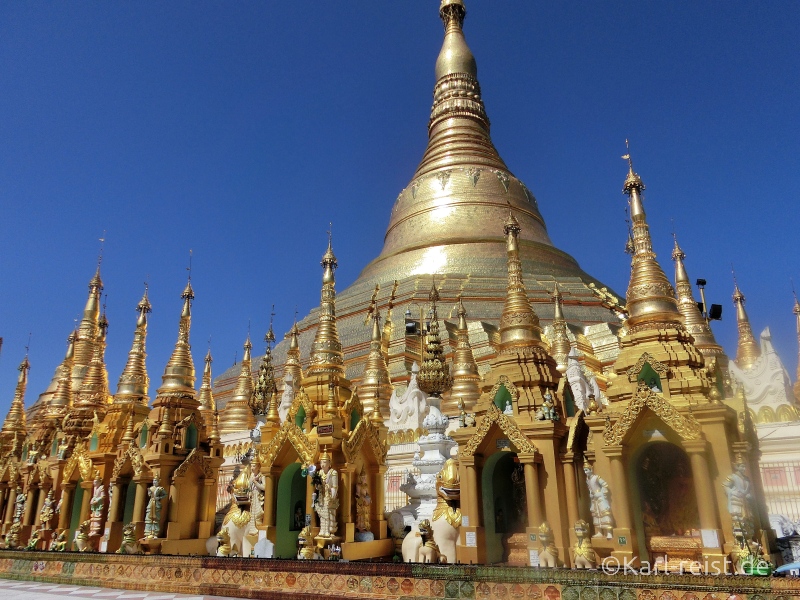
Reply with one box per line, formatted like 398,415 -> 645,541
313,450 -> 339,539
144,477 -> 167,539
278,371 -> 296,423
584,465 -> 614,538
89,476 -> 105,536
388,362 -> 428,433
249,460 -> 265,527
565,349 -> 604,413
723,460 -> 753,524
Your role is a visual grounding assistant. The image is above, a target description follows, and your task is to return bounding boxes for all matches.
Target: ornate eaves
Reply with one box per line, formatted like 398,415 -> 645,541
461,404 -> 537,457
111,445 -> 147,480
626,352 -> 669,383
288,388 -> 314,427
342,418 -> 387,465
257,420 -> 315,469
172,448 -> 213,480
602,384 -> 702,446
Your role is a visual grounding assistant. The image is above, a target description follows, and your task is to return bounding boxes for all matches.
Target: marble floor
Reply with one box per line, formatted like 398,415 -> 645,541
0,579 -> 234,600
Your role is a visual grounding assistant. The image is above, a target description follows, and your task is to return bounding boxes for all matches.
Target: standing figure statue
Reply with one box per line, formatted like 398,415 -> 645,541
39,489 -> 56,530
13,489 -> 26,524
249,460 -> 265,527
89,476 -> 106,536
144,477 -> 167,539
313,450 -> 339,539
723,460 -> 754,527
584,465 -> 614,538
355,467 -> 372,539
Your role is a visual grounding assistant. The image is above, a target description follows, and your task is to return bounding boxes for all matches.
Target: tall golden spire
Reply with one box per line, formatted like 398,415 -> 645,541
449,296 -> 480,413
46,333 -> 76,420
359,302 -> 392,417
0,356 -> 30,455
114,286 -> 151,405
793,293 -> 800,403
732,281 -> 761,370
197,349 -> 215,412
415,0 -> 504,177
158,279 -> 196,395
671,237 -> 724,361
74,267 -> 103,369
219,336 -> 256,434
499,210 -> 542,351
418,282 -> 452,396
306,235 -> 345,379
550,283 -> 571,372
621,151 -> 682,328
73,308 -> 111,413
283,321 -> 303,389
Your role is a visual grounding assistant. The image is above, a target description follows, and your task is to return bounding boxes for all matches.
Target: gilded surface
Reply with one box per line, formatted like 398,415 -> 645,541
626,352 -> 669,382
342,418 -> 387,464
172,448 -> 213,480
111,445 -> 146,480
602,385 -> 702,446
486,376 -> 519,403
461,403 -> 536,457
257,420 -> 315,468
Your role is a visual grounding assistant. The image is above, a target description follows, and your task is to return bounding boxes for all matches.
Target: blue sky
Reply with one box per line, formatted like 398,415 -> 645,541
1,2 -> 799,415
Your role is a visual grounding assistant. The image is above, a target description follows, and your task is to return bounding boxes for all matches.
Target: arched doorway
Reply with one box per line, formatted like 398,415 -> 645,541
67,478 -> 85,545
275,463 -> 304,558
481,452 -> 527,564
632,442 -> 699,555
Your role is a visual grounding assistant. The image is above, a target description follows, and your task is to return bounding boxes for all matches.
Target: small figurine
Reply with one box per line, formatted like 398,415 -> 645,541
89,476 -> 106,537
116,522 -> 142,555
6,523 -> 21,549
49,529 -> 67,552
417,519 -> 446,564
39,489 -> 56,530
24,529 -> 41,551
536,392 -> 560,421
537,522 -> 559,568
584,465 -> 614,538
572,520 -> 596,569
75,520 -> 91,552
216,528 -> 231,557
144,477 -> 167,539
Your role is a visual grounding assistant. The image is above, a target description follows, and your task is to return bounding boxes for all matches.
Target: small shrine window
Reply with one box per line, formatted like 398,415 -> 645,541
295,406 -> 306,429
185,423 -> 198,449
89,433 -> 99,451
637,363 -> 662,392
494,385 -> 512,411
139,423 -> 148,448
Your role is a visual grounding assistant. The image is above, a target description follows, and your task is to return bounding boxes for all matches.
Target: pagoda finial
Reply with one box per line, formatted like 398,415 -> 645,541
197,348 -> 215,412
621,146 -> 681,328
251,313 -> 278,419
671,235 -> 724,361
219,334 -> 256,433
418,281 -> 452,397
450,294 -> 480,413
159,277 -> 196,393
115,285 -> 152,405
436,0 -> 476,80
0,355 -> 30,455
46,332 -> 76,420
307,234 -> 345,380
550,282 -> 571,373
284,319 -> 304,388
792,285 -> 800,402
498,207 -> 542,351
732,274 -> 760,371
360,295 -> 391,416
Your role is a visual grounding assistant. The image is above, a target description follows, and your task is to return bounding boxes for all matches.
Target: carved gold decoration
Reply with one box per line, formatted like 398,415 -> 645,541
172,448 -> 213,480
602,385 -> 702,446
461,404 -> 536,457
432,501 -> 462,529
111,445 -> 146,480
288,388 -> 314,428
257,420 -> 315,469
342,418 -> 387,464
487,376 -> 519,404
63,444 -> 93,483
626,352 -> 669,383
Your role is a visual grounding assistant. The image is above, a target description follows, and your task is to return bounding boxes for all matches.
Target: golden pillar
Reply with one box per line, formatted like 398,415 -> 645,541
108,483 -> 123,523
132,480 -> 148,522
168,482 -> 179,523
605,446 -> 632,530
23,488 -> 37,526
465,459 -> 480,526
33,486 -> 49,527
562,453 -> 581,533
199,480 -> 211,523
683,440 -> 718,530
57,485 -> 74,530
520,455 -> 542,526
263,473 -> 275,528
79,481 -> 92,524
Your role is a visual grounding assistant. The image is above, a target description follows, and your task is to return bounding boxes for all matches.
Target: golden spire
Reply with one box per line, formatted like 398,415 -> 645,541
359,301 -> 392,417
121,408 -> 135,445
0,356 -> 30,454
418,281 -> 453,396
415,0 -> 504,177
219,336 -> 256,434
115,286 -> 151,405
158,278 -> 196,394
671,237 -> 724,360
283,320 -> 303,388
252,318 -> 278,418
197,349 -> 215,412
449,295 -> 480,413
306,234 -> 345,379
73,310 -> 111,412
550,283 -> 571,373
621,149 -> 681,328
499,209 -> 542,351
46,332 -> 76,420
74,267 -> 103,368
732,281 -> 760,370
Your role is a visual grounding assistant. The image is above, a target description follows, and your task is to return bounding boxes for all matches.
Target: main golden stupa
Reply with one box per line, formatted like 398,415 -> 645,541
214,0 -> 622,407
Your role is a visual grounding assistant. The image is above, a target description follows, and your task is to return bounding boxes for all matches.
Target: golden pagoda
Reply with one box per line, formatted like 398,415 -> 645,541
218,337 -> 255,435
358,302 -> 392,418
448,296 -> 481,414
197,349 -> 216,437
0,357 -> 30,458
733,282 -> 761,370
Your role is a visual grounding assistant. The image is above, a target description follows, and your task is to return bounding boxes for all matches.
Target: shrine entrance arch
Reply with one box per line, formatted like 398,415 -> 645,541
481,451 -> 526,564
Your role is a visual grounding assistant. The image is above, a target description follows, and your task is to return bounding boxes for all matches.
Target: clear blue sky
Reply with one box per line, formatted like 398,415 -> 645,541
1,2 -> 799,416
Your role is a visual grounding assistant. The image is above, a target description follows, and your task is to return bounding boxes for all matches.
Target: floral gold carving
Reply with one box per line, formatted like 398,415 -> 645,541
172,448 -> 213,480
461,404 -> 537,457
342,418 -> 387,464
626,352 -> 669,383
258,420 -> 315,469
